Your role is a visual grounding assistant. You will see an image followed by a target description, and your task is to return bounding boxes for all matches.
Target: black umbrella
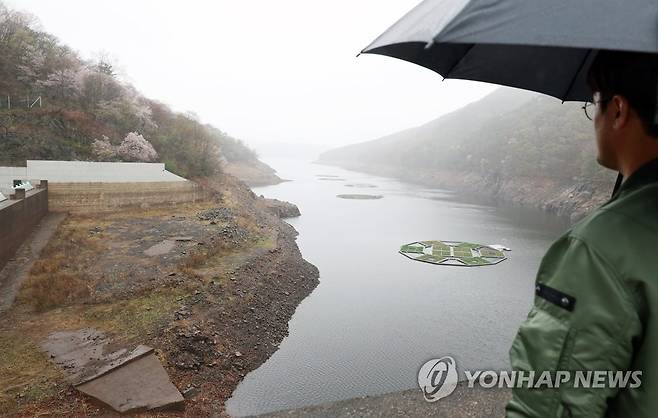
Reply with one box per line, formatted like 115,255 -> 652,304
361,0 -> 658,102
361,0 -> 658,194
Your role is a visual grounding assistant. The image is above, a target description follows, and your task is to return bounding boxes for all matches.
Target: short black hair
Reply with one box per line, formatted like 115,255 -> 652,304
587,50 -> 658,138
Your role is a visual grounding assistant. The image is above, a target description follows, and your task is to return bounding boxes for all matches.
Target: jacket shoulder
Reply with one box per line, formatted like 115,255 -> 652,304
570,184 -> 658,276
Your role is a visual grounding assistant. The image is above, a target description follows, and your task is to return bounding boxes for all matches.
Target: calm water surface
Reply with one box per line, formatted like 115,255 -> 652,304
226,158 -> 569,416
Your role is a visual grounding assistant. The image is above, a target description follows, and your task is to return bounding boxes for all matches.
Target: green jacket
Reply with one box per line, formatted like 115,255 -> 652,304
507,158 -> 658,418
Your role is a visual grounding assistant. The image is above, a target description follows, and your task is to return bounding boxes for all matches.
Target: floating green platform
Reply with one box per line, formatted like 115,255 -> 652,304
399,240 -> 508,267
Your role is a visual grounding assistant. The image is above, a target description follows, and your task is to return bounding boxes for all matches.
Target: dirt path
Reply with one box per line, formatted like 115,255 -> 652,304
0,212 -> 66,313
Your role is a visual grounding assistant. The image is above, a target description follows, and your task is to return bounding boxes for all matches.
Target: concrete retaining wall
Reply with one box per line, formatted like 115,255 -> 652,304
0,188 -> 49,271
48,181 -> 212,213
26,160 -> 186,182
1,161 -> 187,195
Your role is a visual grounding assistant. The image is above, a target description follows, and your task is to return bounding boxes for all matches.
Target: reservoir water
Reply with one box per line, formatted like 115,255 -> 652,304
226,158 -> 569,416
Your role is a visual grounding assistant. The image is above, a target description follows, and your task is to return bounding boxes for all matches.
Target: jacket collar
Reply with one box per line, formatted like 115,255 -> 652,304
611,157 -> 658,201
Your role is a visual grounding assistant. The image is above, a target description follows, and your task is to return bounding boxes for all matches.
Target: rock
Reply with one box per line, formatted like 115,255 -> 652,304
182,385 -> 200,399
197,207 -> 234,222
234,351 -> 242,357
262,198 -> 301,218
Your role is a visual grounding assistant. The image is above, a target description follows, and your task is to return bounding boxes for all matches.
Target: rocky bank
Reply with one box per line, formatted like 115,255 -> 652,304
261,198 -> 301,218
318,160 -> 618,223
223,160 -> 287,187
0,174 -> 318,417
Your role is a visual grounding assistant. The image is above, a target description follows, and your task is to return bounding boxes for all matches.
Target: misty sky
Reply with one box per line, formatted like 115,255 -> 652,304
7,0 -> 497,151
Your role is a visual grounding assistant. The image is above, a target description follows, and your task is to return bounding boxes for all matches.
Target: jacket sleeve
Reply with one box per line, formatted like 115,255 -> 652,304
506,235 -> 643,418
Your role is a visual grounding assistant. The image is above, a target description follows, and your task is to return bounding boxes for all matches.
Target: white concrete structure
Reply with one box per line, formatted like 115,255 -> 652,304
26,161 -> 186,183
0,166 -> 28,195
0,192 -> 6,202
0,160 -> 186,194
13,181 -> 34,191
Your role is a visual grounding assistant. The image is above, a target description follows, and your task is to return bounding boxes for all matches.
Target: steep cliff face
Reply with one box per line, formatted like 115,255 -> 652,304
319,88 -> 616,223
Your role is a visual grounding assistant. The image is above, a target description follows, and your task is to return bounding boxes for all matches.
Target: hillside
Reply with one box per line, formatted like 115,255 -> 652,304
0,3 -> 281,184
319,88 -> 617,221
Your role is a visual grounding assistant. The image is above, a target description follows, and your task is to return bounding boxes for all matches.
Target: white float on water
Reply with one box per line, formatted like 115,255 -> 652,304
487,244 -> 511,252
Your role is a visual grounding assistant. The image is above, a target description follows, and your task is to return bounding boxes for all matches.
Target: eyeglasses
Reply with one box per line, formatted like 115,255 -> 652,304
582,94 -> 611,120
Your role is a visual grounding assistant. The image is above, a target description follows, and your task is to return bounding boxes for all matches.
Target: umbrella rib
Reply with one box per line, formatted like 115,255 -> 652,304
444,43 -> 476,79
561,49 -> 593,103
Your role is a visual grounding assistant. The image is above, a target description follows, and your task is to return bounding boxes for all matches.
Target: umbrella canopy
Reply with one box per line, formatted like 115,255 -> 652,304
362,0 -> 658,102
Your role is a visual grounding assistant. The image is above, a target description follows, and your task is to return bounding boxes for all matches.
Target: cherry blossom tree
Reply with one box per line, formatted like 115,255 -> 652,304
117,132 -> 158,162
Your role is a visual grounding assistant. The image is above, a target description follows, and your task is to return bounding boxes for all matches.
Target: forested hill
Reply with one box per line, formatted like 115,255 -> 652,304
0,3 -> 264,180
319,88 -> 617,221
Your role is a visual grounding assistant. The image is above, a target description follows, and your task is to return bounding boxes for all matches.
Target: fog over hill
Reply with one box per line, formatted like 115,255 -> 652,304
0,2 -> 280,184
319,88 -> 617,221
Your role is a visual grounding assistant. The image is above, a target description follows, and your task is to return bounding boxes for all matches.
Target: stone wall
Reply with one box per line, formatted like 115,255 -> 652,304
47,181 -> 213,213
0,187 -> 49,271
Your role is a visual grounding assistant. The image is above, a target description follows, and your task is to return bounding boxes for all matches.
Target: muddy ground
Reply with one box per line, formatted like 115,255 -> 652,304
0,175 -> 319,417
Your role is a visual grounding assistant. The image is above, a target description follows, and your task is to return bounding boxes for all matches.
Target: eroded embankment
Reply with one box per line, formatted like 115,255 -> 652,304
0,174 -> 319,417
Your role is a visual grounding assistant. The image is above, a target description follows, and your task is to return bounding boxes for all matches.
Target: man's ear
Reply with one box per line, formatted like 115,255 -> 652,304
612,95 -> 630,129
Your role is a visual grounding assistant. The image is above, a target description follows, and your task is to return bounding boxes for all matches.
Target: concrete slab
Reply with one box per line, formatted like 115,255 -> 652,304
41,329 -> 130,385
41,329 -> 183,413
76,353 -> 184,413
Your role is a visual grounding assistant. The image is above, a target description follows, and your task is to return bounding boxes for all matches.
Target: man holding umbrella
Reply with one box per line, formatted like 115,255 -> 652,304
362,1 -> 658,416
503,50 -> 658,418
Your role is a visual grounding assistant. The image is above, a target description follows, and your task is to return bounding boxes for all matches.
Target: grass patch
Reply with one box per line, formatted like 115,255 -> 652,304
179,226 -> 270,273
83,291 -> 185,338
0,331 -> 63,414
18,220 -> 101,311
20,271 -> 90,312
179,242 -> 227,272
252,233 -> 277,250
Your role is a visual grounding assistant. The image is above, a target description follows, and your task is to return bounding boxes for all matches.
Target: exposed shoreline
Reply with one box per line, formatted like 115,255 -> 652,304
0,174 -> 320,417
250,383 -> 511,418
316,160 -> 616,223
222,160 -> 289,188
